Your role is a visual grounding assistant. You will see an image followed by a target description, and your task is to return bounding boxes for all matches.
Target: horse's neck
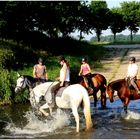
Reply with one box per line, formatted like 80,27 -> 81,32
25,76 -> 36,88
32,82 -> 56,103
112,79 -> 125,90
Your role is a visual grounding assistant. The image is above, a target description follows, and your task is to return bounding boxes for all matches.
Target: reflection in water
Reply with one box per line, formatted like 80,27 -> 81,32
1,99 -> 140,138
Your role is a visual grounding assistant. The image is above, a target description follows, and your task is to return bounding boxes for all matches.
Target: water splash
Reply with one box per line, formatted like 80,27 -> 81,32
4,109 -> 70,138
121,110 -> 140,120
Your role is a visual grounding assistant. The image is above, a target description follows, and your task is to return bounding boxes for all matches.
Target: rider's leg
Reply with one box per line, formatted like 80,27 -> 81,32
130,78 -> 140,94
64,81 -> 70,87
86,74 -> 94,93
49,82 -> 60,107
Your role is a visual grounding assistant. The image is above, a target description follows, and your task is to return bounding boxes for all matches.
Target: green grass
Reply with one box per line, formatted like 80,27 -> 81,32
0,37 -> 108,105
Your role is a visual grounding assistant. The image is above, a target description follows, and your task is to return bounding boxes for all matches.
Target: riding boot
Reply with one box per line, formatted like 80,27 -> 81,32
87,74 -> 94,94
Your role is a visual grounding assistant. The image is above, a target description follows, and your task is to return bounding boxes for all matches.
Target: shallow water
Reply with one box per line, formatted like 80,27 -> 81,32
1,99 -> 140,139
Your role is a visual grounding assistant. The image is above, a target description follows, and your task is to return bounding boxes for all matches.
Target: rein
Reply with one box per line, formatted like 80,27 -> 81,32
16,76 -> 33,91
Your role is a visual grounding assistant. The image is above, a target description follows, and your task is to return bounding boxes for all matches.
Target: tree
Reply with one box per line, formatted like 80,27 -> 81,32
121,1 -> 140,41
75,1 -> 93,40
90,1 -> 110,42
110,8 -> 126,41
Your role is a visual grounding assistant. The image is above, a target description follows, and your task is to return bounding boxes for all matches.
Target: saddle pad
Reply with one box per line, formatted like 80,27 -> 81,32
56,87 -> 67,97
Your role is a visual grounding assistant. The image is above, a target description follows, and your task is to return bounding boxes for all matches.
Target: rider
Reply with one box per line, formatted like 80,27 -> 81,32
33,57 -> 48,84
126,57 -> 140,94
48,56 -> 70,107
78,57 -> 93,93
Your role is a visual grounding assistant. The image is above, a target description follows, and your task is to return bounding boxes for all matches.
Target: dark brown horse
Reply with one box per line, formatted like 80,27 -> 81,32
106,78 -> 140,113
77,73 -> 107,109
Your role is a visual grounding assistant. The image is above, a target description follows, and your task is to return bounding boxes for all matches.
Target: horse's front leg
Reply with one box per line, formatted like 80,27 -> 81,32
123,98 -> 129,114
39,103 -> 52,117
93,93 -> 97,108
101,89 -> 106,109
72,107 -> 79,133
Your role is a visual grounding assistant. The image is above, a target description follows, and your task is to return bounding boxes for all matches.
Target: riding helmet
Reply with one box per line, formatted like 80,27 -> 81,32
82,57 -> 87,62
38,57 -> 43,63
129,57 -> 136,62
59,56 -> 65,62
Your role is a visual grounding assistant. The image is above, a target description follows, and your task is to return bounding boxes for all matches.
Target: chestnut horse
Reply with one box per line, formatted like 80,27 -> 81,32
76,73 -> 107,109
106,78 -> 140,113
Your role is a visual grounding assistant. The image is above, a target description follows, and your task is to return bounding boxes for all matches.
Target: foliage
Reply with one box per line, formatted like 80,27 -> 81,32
121,1 -> 140,41
0,1 -> 140,44
109,8 -> 126,41
0,68 -> 12,105
90,1 -> 110,42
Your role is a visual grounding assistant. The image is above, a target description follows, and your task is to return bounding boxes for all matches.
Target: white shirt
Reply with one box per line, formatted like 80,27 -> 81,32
60,64 -> 70,82
127,63 -> 138,78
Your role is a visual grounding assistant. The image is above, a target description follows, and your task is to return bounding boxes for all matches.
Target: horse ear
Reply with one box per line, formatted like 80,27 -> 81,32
17,72 -> 20,77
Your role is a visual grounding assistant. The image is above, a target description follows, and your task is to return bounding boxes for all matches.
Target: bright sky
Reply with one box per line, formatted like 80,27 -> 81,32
71,0 -> 140,40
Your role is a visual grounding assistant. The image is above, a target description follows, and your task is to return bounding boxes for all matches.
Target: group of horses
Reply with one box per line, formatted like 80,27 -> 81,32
15,73 -> 140,132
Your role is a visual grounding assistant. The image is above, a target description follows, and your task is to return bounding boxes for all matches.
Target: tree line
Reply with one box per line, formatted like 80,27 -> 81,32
0,1 -> 140,47
90,34 -> 140,42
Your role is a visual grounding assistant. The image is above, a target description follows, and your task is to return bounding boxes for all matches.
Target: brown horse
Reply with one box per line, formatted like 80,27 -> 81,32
106,78 -> 140,113
77,73 -> 107,109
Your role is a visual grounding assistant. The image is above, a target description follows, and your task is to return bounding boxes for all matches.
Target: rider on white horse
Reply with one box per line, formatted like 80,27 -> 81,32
49,56 -> 70,107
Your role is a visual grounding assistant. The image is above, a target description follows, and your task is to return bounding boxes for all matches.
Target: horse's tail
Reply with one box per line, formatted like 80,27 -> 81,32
82,87 -> 93,131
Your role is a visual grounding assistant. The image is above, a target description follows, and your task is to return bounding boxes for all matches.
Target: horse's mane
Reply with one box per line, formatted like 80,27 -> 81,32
109,79 -> 125,88
91,73 -> 100,77
23,75 -> 35,82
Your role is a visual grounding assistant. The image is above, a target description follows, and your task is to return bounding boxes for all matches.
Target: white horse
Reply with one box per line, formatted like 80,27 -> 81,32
15,76 -> 93,132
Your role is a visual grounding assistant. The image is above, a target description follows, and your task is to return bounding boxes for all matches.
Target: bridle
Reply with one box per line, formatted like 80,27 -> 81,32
16,76 -> 32,91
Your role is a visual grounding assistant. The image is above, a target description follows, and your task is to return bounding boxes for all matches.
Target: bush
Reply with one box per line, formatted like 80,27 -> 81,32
0,48 -> 15,70
0,68 -> 12,105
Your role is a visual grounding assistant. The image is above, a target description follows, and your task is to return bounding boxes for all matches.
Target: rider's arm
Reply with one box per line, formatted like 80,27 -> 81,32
44,66 -> 48,80
79,65 -> 83,76
33,65 -> 37,78
60,63 -> 67,86
87,63 -> 91,73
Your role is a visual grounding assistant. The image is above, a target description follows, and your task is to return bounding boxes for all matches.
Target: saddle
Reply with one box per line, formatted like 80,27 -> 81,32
83,75 -> 98,94
55,86 -> 67,97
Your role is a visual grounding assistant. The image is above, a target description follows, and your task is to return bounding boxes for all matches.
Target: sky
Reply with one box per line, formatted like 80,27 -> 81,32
71,0 -> 140,40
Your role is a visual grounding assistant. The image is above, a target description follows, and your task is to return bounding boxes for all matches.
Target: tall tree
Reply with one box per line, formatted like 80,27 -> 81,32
121,1 -> 140,41
90,1 -> 110,42
110,8 -> 126,41
75,1 -> 93,40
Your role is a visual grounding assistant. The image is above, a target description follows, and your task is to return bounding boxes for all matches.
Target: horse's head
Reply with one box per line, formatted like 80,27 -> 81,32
15,75 -> 28,93
106,84 -> 114,103
15,75 -> 26,93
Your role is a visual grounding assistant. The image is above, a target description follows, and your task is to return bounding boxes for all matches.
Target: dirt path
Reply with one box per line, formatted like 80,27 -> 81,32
94,45 -> 140,83
93,44 -> 140,98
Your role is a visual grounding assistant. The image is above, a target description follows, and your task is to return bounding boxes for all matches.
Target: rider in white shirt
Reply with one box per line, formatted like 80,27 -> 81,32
126,57 -> 140,94
49,56 -> 70,107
